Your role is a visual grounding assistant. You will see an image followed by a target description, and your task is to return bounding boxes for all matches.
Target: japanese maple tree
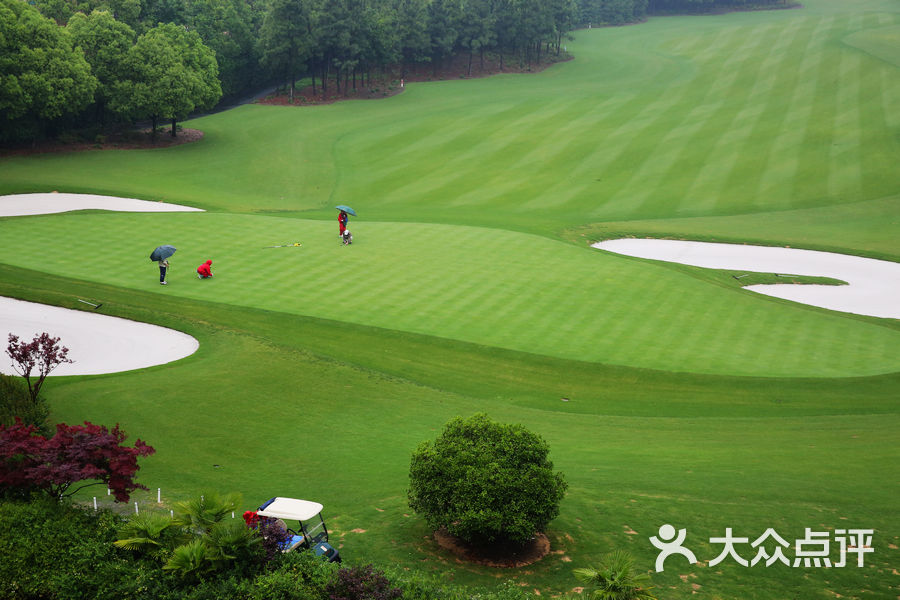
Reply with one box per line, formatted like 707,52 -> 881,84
6,333 -> 73,403
0,419 -> 155,502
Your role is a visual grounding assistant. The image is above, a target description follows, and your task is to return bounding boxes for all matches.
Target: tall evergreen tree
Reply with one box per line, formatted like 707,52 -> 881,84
188,0 -> 260,98
259,0 -> 315,101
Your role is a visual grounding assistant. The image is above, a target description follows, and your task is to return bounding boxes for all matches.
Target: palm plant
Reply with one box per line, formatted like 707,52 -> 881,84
163,539 -> 214,582
113,512 -> 178,562
573,550 -> 657,600
204,518 -> 263,574
171,491 -> 241,536
162,492 -> 266,579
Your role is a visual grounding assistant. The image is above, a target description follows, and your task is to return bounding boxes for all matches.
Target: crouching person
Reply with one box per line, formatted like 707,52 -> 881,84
197,259 -> 213,279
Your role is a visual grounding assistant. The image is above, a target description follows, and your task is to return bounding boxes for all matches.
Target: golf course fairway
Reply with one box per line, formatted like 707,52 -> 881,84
0,0 -> 897,598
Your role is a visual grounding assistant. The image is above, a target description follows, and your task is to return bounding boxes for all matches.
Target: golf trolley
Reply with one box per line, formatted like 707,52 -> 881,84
257,497 -> 341,562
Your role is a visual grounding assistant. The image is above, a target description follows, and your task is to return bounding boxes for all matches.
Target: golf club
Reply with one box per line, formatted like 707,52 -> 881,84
76,299 -> 103,309
264,242 -> 302,248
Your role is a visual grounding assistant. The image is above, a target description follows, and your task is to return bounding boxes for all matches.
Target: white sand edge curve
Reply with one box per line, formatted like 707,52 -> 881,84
592,239 -> 900,319
0,192 -> 203,216
0,192 -> 202,375
1,297 -> 199,376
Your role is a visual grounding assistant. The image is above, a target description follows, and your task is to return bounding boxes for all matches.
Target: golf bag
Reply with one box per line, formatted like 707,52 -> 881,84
342,230 -> 353,245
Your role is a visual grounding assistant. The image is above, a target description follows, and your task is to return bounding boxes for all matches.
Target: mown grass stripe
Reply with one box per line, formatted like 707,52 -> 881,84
827,50 -> 863,201
642,25 -> 773,214
720,21 -> 809,211
880,62 -> 900,135
664,21 -> 802,215
435,97 -> 597,209
787,15 -> 846,209
752,18 -> 825,205
589,84 -> 701,219
492,94 -> 638,212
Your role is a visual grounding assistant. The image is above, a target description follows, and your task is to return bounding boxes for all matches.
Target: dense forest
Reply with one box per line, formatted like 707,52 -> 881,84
1,0 -> 790,143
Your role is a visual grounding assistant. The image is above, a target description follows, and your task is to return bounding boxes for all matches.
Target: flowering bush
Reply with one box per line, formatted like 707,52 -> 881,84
325,564 -> 402,600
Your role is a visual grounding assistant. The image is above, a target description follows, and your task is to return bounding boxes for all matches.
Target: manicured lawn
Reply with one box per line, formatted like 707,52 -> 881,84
1,212 -> 897,377
1,0 -> 898,598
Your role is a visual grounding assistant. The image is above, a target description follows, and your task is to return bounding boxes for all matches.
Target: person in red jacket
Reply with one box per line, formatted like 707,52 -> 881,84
338,210 -> 348,237
197,259 -> 213,279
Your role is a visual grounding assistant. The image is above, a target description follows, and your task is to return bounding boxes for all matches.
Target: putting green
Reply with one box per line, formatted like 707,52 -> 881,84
2,210 -> 897,377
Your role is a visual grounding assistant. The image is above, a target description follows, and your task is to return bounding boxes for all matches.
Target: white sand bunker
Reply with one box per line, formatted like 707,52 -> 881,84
0,192 -> 201,376
1,297 -> 199,376
0,192 -> 203,216
592,239 -> 900,319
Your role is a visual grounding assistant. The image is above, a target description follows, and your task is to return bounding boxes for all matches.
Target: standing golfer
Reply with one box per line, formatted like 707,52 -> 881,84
159,258 -> 169,285
197,259 -> 213,279
338,210 -> 349,239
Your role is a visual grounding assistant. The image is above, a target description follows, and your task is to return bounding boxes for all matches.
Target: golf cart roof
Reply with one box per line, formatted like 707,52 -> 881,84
257,497 -> 324,521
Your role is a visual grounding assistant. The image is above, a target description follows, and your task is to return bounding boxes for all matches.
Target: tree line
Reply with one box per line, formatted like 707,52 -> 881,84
2,0 -> 791,144
2,0 -> 583,143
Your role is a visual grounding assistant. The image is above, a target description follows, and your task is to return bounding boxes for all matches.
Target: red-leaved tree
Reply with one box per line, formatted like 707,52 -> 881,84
0,419 -> 155,502
6,333 -> 73,403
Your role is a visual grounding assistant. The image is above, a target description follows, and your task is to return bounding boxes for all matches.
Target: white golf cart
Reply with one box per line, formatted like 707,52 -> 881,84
257,497 -> 341,562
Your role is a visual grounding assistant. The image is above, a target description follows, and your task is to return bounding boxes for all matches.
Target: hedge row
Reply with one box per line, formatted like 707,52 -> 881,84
0,498 -> 535,600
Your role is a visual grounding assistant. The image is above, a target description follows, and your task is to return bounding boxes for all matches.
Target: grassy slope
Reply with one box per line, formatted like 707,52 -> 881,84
0,0 -> 898,598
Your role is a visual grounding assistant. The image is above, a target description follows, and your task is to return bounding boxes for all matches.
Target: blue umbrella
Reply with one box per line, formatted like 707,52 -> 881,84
150,245 -> 176,261
335,205 -> 356,216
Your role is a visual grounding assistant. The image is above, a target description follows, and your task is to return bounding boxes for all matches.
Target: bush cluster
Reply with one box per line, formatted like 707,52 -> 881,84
0,499 -> 538,600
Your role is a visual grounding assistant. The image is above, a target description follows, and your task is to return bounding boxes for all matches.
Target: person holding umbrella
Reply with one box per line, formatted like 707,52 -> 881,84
335,205 -> 356,244
150,245 -> 176,285
338,210 -> 348,238
159,258 -> 169,284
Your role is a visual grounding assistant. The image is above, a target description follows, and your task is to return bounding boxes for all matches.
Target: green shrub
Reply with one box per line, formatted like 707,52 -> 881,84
137,492 -> 266,581
408,413 -> 567,546
0,498 -> 539,600
152,575 -> 252,600
0,374 -> 49,434
0,498 -> 133,599
249,550 -> 337,600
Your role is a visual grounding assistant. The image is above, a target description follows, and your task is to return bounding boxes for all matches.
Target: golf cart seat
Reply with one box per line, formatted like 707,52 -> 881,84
284,533 -> 307,552
271,518 -> 307,552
